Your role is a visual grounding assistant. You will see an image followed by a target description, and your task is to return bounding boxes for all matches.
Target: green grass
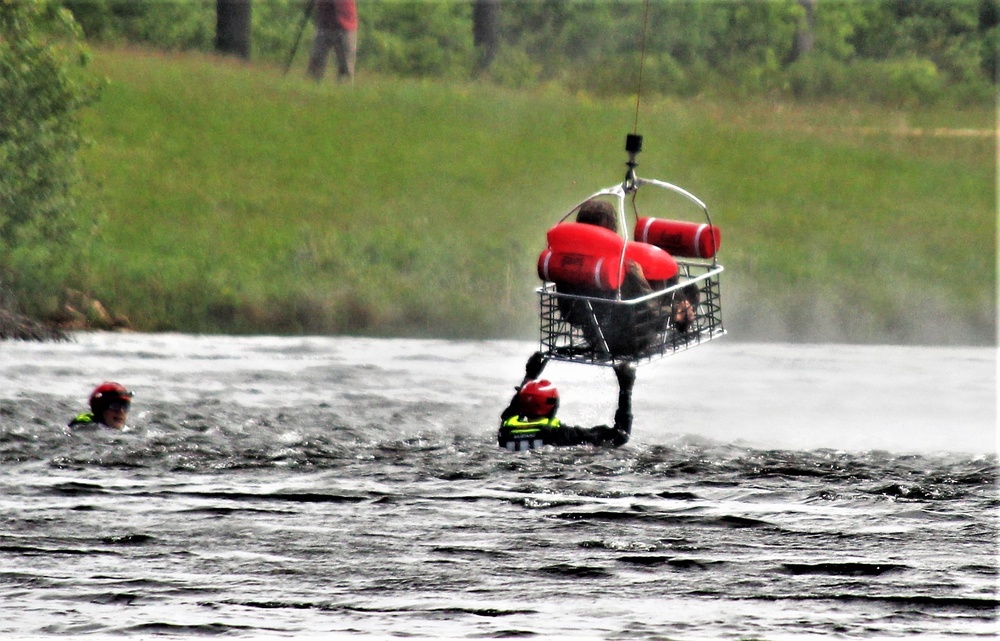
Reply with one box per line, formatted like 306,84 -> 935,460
76,47 -> 995,343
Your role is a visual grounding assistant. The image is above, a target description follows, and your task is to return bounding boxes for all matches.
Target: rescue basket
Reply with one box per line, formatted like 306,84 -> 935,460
538,259 -> 724,365
535,164 -> 726,367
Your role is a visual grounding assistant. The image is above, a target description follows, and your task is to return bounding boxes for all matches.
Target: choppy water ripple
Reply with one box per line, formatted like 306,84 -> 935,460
0,335 -> 996,639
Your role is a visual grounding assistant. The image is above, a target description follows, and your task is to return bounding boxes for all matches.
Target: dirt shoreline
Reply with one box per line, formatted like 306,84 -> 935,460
0,303 -> 68,342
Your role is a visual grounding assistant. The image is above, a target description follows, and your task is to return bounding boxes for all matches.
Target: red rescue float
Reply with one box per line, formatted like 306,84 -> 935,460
635,217 -> 721,259
547,222 -> 623,255
624,240 -> 677,281
539,222 -> 678,289
537,249 -> 623,290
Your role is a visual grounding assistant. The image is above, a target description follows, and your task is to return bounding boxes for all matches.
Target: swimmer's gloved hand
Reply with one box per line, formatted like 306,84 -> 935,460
523,351 -> 549,382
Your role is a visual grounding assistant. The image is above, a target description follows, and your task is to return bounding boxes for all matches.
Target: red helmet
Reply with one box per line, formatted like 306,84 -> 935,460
517,379 -> 559,417
89,382 -> 134,413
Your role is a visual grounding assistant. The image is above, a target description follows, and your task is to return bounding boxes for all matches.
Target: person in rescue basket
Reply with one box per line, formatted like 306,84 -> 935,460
555,199 -> 657,356
68,382 -> 134,430
498,352 -> 635,450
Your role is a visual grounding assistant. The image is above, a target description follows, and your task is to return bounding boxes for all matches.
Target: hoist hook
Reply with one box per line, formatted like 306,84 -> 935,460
624,133 -> 643,192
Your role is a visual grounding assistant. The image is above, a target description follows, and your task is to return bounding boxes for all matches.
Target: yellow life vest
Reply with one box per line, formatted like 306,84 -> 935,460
500,415 -> 560,451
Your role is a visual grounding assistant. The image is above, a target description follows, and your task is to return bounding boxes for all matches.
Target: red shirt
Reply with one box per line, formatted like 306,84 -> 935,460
316,0 -> 357,32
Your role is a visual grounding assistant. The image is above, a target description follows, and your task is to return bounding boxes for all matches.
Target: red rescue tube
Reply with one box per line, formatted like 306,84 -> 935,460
543,221 -> 678,285
547,222 -> 623,255
625,241 -> 678,281
635,217 -> 721,259
538,249 -> 622,290
538,248 -> 623,290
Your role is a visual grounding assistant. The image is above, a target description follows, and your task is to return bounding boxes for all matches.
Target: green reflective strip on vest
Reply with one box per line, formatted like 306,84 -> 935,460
502,415 -> 561,435
70,412 -> 96,425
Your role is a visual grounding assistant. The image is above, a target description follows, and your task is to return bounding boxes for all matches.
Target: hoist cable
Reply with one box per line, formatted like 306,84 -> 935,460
632,0 -> 652,135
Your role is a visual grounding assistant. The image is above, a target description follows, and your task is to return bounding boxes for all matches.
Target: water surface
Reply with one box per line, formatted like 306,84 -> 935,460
0,334 -> 995,639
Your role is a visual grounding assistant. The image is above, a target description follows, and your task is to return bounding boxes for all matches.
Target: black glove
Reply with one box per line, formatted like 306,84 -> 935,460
613,362 -> 636,390
524,351 -> 548,381
594,423 -> 630,448
609,425 -> 630,448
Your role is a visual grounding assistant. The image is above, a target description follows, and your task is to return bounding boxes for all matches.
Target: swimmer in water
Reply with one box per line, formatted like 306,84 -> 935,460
498,352 -> 635,450
68,382 -> 133,430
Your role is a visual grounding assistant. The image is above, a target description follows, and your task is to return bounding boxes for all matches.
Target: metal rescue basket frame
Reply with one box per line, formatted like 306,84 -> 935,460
536,142 -> 725,367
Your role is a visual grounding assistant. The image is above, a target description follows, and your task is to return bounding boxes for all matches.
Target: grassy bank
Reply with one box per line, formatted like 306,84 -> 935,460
74,47 -> 995,344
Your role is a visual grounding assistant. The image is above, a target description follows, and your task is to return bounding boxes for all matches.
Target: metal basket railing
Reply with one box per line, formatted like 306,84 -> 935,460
537,260 -> 725,366
534,136 -> 726,368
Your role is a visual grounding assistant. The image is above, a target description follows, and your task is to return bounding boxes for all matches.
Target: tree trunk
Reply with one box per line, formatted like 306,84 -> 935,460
472,0 -> 500,72
216,0 -> 252,59
790,0 -> 817,63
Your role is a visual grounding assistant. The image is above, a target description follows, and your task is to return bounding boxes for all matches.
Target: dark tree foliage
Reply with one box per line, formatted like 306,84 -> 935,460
62,0 -> 215,50
54,0 -> 999,99
978,0 -> 999,81
0,0 -> 99,311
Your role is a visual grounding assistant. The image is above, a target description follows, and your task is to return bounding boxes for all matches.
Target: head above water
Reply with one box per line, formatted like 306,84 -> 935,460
517,379 -> 559,418
89,382 -> 133,429
575,199 -> 618,233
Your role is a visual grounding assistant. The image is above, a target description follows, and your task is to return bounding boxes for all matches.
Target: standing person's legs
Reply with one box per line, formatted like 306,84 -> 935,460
331,28 -> 357,82
307,28 -> 334,80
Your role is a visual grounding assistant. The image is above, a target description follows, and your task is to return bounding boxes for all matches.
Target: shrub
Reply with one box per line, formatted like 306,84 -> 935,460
0,0 -> 101,312
63,0 -> 214,50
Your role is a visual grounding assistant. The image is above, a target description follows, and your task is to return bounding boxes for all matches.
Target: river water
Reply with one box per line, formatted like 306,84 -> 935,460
0,333 -> 996,639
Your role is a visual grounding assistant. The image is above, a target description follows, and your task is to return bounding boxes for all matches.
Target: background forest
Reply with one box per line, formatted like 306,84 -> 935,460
0,0 -> 996,343
63,0 -> 999,103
